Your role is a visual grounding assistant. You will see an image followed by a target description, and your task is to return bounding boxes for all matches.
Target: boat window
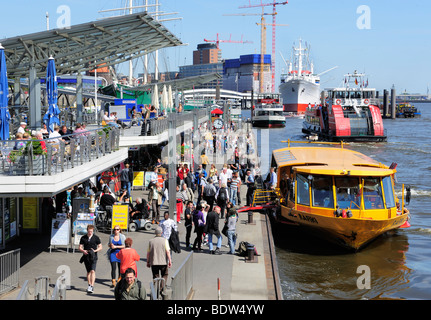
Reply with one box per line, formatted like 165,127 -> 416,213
335,177 -> 361,209
363,177 -> 384,209
311,175 -> 334,208
273,111 -> 283,116
296,173 -> 310,206
382,176 -> 395,208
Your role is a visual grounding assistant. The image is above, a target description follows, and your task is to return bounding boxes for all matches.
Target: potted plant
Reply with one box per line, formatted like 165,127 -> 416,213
9,139 -> 47,175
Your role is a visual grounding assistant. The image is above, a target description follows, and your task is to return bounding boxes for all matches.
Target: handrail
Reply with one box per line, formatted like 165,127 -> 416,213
0,126 -> 120,176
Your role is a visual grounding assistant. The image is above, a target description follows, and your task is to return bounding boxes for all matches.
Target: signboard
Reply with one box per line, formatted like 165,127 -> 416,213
50,218 -> 71,249
132,171 -> 145,188
22,198 -> 38,229
111,205 -> 129,231
73,219 -> 94,246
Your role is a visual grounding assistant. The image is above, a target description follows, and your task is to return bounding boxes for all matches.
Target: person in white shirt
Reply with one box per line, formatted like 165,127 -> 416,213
48,126 -> 64,144
218,167 -> 228,188
160,211 -> 178,240
17,122 -> 27,134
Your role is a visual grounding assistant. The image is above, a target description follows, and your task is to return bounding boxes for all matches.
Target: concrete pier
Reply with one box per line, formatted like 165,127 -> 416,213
0,127 -> 282,302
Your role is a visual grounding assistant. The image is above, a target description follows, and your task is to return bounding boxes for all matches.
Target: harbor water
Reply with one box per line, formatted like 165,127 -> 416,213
245,103 -> 431,300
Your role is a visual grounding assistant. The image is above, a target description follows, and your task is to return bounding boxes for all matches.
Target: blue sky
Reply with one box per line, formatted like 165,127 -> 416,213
1,0 -> 430,93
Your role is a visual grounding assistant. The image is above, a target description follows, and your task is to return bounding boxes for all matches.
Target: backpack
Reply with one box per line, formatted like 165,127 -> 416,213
237,241 -> 258,257
238,241 -> 249,257
218,188 -> 227,201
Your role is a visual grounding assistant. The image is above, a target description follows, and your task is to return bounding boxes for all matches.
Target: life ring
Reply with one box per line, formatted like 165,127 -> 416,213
364,99 -> 369,105
335,99 -> 341,105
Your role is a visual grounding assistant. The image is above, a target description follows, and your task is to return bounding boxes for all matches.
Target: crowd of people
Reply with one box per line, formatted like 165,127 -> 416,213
58,121 -> 262,299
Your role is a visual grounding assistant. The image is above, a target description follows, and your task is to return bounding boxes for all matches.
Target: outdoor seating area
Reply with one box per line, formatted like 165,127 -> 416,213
0,127 -> 120,176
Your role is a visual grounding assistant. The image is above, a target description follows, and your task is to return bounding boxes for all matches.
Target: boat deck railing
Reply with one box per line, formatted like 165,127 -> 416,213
0,126 -> 120,176
252,188 -> 279,207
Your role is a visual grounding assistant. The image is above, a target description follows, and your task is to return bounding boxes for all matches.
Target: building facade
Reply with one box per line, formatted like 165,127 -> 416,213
223,54 -> 272,93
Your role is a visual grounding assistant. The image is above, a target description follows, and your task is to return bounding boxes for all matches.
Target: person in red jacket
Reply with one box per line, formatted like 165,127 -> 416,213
116,237 -> 140,278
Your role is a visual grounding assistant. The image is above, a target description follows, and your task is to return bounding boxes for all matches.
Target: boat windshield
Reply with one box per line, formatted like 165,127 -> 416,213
363,177 -> 384,209
335,177 -> 361,209
295,174 -> 395,210
311,175 -> 334,208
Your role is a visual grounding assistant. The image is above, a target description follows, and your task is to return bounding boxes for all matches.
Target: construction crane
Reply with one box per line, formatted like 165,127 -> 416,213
225,10 -> 287,93
203,33 -> 253,49
239,1 -> 288,92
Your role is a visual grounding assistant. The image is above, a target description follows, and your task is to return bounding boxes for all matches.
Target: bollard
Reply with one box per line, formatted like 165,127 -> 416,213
248,212 -> 254,224
247,243 -> 255,262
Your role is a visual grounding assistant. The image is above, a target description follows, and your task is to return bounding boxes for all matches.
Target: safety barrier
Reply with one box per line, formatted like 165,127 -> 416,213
0,249 -> 20,296
170,251 -> 193,300
0,126 -> 120,176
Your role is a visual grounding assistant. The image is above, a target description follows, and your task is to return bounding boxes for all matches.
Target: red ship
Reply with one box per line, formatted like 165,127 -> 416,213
302,71 -> 386,142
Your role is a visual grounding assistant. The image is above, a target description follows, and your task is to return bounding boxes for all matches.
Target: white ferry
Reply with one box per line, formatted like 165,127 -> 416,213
252,93 -> 286,128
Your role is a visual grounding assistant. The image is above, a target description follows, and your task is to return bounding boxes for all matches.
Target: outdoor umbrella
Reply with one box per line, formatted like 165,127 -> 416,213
43,56 -> 61,133
161,85 -> 168,115
0,43 -> 11,140
211,108 -> 223,115
151,83 -> 159,111
168,85 -> 174,112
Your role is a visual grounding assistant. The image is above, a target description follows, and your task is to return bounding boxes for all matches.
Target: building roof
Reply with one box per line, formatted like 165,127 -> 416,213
272,146 -> 395,177
0,12 -> 183,78
129,73 -> 222,91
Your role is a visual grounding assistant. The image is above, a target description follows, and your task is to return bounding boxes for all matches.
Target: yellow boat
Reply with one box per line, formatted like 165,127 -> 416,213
268,141 -> 411,251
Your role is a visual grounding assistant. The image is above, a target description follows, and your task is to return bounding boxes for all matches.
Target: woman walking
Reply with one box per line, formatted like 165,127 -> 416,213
226,208 -> 238,254
192,204 -> 205,251
108,225 -> 126,287
116,237 -> 140,279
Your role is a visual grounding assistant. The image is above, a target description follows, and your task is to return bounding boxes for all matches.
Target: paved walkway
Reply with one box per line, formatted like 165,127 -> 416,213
1,128 -> 281,301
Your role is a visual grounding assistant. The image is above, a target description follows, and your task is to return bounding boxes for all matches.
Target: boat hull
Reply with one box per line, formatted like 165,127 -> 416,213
302,105 -> 387,142
279,79 -> 320,114
279,205 -> 409,250
252,118 -> 286,128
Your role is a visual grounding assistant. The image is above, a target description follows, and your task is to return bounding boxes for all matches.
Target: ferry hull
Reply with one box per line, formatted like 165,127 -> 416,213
302,105 -> 387,142
279,206 -> 409,250
279,79 -> 320,114
252,119 -> 286,128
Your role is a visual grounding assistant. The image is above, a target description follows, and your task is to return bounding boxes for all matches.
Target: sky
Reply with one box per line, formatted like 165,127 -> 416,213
1,0 -> 430,93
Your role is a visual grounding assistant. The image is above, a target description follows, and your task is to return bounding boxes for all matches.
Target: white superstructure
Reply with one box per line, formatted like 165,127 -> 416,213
279,39 -> 321,114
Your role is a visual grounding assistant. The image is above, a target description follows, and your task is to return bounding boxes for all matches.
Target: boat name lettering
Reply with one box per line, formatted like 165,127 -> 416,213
297,213 -> 318,224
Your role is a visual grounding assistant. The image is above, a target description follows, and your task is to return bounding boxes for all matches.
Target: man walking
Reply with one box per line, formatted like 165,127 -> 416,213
203,178 -> 217,211
147,227 -> 172,290
205,206 -> 222,255
246,170 -> 255,207
114,268 -> 146,300
79,225 -> 102,293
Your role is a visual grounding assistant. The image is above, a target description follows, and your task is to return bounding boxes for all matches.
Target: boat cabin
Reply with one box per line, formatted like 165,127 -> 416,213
271,146 -> 399,220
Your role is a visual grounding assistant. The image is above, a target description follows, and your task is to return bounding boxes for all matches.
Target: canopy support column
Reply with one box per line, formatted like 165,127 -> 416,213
29,65 -> 41,129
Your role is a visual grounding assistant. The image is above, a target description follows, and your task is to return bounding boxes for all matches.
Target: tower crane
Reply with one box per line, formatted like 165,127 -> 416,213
204,33 -> 253,49
239,1 -> 288,92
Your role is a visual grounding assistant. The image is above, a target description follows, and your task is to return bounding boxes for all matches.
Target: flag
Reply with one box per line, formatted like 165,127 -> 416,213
355,78 -> 358,85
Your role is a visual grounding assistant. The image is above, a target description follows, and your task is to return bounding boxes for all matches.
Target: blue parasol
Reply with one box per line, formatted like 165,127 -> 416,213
43,56 -> 61,133
0,43 -> 11,140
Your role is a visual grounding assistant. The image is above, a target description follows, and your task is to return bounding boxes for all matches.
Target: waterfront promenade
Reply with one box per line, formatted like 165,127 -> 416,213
0,129 -> 282,301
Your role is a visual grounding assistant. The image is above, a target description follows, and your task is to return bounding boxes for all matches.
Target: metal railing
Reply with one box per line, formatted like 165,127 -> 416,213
0,249 -> 20,296
121,109 -> 210,138
50,275 -> 67,300
0,126 -> 120,176
170,251 -> 193,300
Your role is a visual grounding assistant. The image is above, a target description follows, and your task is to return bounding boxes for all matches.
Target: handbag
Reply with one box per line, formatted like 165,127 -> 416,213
222,223 -> 229,237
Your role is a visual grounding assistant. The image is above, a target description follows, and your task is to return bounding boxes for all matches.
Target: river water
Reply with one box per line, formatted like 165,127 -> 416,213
246,103 -> 431,300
